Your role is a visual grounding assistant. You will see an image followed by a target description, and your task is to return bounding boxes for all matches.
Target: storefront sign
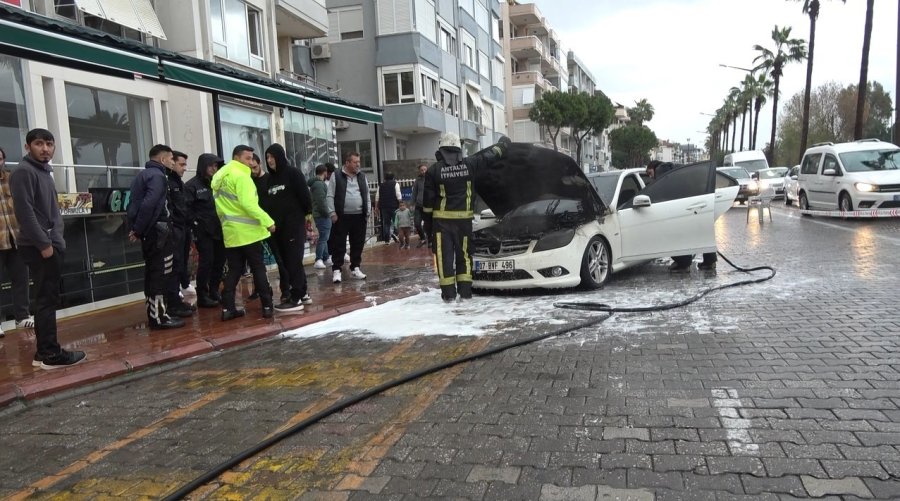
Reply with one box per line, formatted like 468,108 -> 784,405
88,188 -> 131,214
58,193 -> 93,216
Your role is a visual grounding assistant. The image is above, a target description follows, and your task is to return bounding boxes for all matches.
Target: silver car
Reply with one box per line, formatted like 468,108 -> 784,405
783,165 -> 800,205
753,167 -> 789,199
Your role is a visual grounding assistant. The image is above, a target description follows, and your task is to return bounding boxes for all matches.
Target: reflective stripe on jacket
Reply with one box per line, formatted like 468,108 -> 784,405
211,160 -> 274,248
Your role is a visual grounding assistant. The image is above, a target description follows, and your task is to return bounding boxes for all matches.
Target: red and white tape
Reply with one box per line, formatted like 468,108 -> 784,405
799,208 -> 900,218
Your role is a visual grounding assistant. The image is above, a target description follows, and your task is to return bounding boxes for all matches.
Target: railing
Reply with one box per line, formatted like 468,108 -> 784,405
511,71 -> 548,88
509,36 -> 544,57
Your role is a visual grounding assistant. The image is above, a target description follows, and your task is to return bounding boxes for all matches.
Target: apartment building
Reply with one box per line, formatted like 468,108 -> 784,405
566,49 -> 602,171
499,0 -> 570,154
0,0 -> 380,312
311,0 -> 507,179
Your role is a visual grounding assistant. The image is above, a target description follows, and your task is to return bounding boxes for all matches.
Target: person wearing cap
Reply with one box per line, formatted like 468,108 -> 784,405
423,132 -> 510,302
185,153 -> 226,308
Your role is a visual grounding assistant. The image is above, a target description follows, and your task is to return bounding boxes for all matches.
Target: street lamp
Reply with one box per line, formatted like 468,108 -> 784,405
718,63 -> 754,73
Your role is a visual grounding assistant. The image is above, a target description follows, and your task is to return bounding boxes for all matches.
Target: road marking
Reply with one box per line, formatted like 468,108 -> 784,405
4,391 -> 227,500
711,388 -> 759,455
775,207 -> 900,246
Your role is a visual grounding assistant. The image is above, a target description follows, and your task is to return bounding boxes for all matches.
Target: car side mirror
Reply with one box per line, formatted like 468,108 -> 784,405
791,175 -> 798,180
751,173 -> 759,180
823,168 -> 836,176
632,195 -> 651,208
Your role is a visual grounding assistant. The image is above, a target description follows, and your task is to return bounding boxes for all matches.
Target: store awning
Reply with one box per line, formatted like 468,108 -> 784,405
0,17 -> 159,79
161,61 -> 306,110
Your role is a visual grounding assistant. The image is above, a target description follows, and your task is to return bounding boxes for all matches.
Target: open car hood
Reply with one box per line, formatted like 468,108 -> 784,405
473,143 -> 607,219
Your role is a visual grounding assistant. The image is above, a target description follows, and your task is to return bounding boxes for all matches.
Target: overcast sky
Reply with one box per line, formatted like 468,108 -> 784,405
530,0 -> 898,151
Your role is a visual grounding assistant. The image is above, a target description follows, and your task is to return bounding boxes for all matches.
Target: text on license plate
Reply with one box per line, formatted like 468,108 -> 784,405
476,259 -> 514,271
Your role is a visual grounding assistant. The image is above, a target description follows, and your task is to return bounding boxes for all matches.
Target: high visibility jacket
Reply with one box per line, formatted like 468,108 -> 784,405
211,160 -> 274,248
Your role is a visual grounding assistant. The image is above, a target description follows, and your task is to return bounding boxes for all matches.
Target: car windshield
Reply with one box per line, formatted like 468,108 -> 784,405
839,149 -> 900,172
736,159 -> 768,173
505,198 -> 585,219
719,167 -> 750,179
589,173 -> 620,206
758,168 -> 787,179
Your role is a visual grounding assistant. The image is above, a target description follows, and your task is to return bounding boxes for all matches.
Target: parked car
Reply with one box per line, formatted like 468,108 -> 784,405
470,145 -> 739,290
752,167 -> 789,198
797,139 -> 900,212
783,165 -> 800,205
716,166 -> 758,204
723,150 -> 769,174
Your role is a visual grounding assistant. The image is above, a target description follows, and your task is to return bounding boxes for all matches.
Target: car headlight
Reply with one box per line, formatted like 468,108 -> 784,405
854,182 -> 878,192
759,180 -> 770,189
748,180 -> 759,191
532,228 -> 576,252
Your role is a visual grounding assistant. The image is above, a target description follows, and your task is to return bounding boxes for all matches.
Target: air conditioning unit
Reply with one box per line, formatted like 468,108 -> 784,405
310,42 -> 331,60
334,120 -> 350,130
476,125 -> 486,137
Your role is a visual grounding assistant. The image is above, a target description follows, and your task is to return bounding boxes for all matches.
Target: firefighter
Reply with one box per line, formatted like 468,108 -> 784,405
423,132 -> 510,301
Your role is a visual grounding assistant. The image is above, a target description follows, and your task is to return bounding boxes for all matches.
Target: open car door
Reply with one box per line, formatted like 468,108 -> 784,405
616,162 -> 719,262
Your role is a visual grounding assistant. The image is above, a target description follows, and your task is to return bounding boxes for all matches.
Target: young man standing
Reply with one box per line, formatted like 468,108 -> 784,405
0,146 -> 34,336
165,150 -> 195,317
9,129 -> 86,368
308,164 -> 331,269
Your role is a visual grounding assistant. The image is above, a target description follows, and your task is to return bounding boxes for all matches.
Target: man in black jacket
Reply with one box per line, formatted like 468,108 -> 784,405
262,144 -> 313,311
410,163 -> 429,247
127,144 -> 184,329
185,153 -> 225,308
327,151 -> 369,283
164,151 -> 195,317
376,172 -> 400,243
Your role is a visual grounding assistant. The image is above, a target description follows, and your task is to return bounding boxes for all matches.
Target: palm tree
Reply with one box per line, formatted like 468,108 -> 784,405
629,98 -> 655,126
739,74 -> 755,150
726,87 -> 741,151
754,25 -> 807,162
751,74 -> 774,150
854,0 -> 875,139
795,0 -> 846,159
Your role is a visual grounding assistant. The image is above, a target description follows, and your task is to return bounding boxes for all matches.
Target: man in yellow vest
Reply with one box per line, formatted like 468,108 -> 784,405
212,145 -> 276,321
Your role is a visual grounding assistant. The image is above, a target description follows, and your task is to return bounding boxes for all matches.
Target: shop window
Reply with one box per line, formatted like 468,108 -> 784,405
218,102 -> 271,157
284,110 -> 337,178
382,70 -> 415,105
0,55 -> 29,157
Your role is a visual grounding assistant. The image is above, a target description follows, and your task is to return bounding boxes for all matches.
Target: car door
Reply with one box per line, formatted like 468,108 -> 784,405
714,172 -> 739,219
816,154 -> 842,209
617,163 -> 717,262
799,153 -> 822,207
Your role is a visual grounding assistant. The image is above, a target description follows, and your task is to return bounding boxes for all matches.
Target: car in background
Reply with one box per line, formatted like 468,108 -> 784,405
783,165 -> 800,205
753,167 -> 789,198
470,144 -> 739,290
797,139 -> 900,212
723,150 -> 769,174
716,166 -> 758,204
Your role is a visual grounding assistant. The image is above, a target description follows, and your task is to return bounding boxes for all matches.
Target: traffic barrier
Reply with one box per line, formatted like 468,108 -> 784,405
799,208 -> 900,218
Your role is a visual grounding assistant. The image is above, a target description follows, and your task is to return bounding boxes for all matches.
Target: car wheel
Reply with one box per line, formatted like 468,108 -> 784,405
839,192 -> 853,212
799,192 -> 812,217
580,236 -> 611,289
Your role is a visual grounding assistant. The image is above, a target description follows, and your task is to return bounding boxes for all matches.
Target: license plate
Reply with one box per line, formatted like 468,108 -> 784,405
475,259 -> 514,272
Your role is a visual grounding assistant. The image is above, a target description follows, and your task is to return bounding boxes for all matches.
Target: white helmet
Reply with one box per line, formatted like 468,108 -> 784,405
438,132 -> 461,150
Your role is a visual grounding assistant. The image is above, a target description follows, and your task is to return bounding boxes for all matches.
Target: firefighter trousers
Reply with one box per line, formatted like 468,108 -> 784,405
433,218 -> 473,300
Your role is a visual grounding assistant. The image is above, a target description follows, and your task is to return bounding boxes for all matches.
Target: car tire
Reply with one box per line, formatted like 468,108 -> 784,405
580,236 -> 611,289
799,192 -> 812,217
839,192 -> 853,212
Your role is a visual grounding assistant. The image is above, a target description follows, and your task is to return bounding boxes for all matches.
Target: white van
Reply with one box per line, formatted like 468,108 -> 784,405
723,150 -> 769,174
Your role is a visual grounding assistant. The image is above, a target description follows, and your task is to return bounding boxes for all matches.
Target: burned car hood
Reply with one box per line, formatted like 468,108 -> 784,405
473,143 -> 607,219
476,198 -> 591,240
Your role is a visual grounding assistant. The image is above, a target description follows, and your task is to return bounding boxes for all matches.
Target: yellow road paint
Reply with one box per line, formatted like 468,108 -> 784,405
4,391 -> 226,500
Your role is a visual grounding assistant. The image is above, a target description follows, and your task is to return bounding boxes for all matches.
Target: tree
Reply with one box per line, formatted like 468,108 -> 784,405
854,0 -> 875,139
794,0 -> 846,158
568,92 -> 616,168
627,98 -> 655,126
840,81 -> 893,140
528,91 -> 570,151
750,73 -> 774,150
753,25 -> 807,163
609,125 -> 658,168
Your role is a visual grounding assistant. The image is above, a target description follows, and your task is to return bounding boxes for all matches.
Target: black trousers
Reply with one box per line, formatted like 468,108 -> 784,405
433,218 -> 473,299
19,245 -> 62,357
141,223 -> 174,297
222,241 -> 271,310
329,213 -> 367,271
379,207 -> 396,241
414,206 -> 426,241
167,224 -> 188,303
0,247 -> 30,321
179,225 -> 192,289
195,231 -> 225,299
269,221 -> 307,301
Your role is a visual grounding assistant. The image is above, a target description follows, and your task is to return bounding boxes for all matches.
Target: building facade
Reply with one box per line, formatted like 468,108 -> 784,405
567,49 -> 599,171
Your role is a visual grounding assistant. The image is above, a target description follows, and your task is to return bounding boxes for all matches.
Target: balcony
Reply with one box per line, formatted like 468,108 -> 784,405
511,71 -> 551,91
275,0 -> 328,38
508,3 -> 548,35
382,103 -> 445,134
509,36 -> 543,60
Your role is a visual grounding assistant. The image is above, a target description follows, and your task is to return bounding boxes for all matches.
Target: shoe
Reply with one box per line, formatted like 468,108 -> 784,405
350,267 -> 367,280
668,262 -> 691,273
149,316 -> 185,330
0,326 -> 4,338
221,308 -> 246,321
274,300 -> 304,312
209,290 -> 222,302
181,284 -> 196,295
314,259 -> 326,269
39,349 -> 86,370
391,233 -> 399,242
698,261 -> 717,271
262,306 -> 274,319
333,270 -> 342,284
198,295 -> 219,308
169,301 -> 196,318
15,316 -> 35,329
300,294 -> 312,305
32,353 -> 41,367
280,294 -> 291,304
325,258 -> 333,266
247,290 -> 260,301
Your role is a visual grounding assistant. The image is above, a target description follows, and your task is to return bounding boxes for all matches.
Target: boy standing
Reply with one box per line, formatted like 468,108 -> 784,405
393,201 -> 413,249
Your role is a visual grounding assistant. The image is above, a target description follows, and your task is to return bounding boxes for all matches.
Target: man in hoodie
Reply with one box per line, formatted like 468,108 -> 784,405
164,150 -> 195,317
185,153 -> 225,308
127,144 -> 185,330
9,128 -> 86,368
262,144 -> 314,311
308,164 -> 332,269
213,145 -> 276,321
409,163 -> 428,247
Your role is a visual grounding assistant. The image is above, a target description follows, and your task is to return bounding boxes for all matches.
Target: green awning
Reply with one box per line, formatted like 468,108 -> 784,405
304,95 -> 383,124
0,18 -> 159,78
162,61 -> 306,110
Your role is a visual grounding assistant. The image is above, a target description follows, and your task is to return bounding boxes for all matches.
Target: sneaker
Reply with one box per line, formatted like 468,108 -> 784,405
39,349 -> 86,370
314,259 -> 326,269
150,316 -> 186,330
221,308 -> 246,322
300,294 -> 312,305
247,290 -> 260,301
325,257 -> 333,266
262,306 -> 274,319
332,269 -> 342,283
274,300 -> 304,312
15,316 -> 35,329
350,267 -> 367,280
32,353 -> 41,367
169,301 -> 196,318
181,284 -> 196,295
197,295 -> 219,308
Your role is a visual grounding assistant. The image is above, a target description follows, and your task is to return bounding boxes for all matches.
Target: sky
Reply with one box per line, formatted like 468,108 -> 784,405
529,0 -> 899,151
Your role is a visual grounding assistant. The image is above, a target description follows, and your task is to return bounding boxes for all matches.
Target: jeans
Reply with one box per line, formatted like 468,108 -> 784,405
0,247 -> 30,322
314,216 -> 332,261
19,246 -> 62,357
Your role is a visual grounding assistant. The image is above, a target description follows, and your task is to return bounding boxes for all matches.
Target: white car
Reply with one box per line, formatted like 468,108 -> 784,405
783,165 -> 800,205
753,167 -> 789,199
797,139 -> 900,211
471,147 -> 739,290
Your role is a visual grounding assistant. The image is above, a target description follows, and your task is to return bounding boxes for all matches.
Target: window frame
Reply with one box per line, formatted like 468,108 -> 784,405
438,17 -> 457,55
460,30 -> 476,69
822,154 -> 841,175
801,153 -> 822,175
623,163 -> 711,209
380,66 -> 417,106
440,80 -> 460,117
